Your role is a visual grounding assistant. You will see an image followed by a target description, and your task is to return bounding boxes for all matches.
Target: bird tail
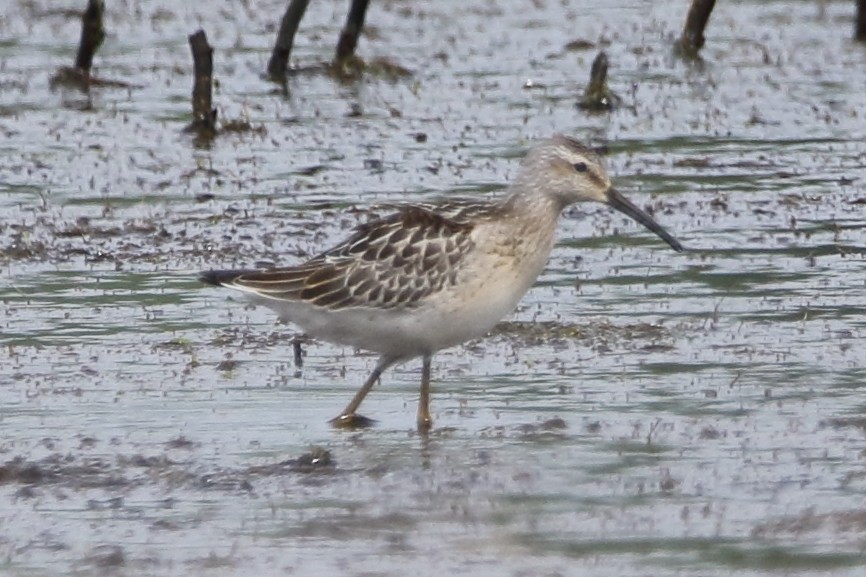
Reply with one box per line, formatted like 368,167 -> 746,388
198,269 -> 258,287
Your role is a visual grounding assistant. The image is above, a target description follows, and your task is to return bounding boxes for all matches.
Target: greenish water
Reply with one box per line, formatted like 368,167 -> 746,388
2,0 -> 866,575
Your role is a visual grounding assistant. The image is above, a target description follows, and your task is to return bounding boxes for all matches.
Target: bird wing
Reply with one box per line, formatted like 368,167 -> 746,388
220,205 -> 477,310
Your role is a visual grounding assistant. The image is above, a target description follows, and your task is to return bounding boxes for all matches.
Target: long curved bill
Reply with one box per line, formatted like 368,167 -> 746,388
605,187 -> 684,252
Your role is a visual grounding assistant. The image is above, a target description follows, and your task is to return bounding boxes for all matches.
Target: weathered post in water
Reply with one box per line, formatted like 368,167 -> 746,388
75,0 -> 105,75
187,30 -> 218,134
50,0 -> 106,90
267,0 -> 311,81
578,52 -> 620,111
334,0 -> 370,65
857,0 -> 866,41
676,0 -> 716,57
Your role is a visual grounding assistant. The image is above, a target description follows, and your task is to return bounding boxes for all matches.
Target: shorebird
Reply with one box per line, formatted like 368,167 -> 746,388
200,135 -> 683,430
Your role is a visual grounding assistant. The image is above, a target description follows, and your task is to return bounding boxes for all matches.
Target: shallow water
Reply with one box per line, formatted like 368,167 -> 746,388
2,0 -> 866,575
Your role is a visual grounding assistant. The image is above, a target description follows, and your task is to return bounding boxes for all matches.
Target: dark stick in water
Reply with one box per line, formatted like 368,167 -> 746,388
187,30 -> 217,135
50,0 -> 106,91
75,0 -> 105,74
677,0 -> 716,57
267,0 -> 311,81
578,52 -> 621,111
334,0 -> 371,65
857,0 -> 866,41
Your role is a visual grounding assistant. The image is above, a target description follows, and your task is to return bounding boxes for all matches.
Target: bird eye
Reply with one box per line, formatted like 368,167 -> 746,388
573,162 -> 588,173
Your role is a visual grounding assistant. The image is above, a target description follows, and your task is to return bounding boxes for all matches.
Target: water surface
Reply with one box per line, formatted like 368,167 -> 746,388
2,0 -> 866,575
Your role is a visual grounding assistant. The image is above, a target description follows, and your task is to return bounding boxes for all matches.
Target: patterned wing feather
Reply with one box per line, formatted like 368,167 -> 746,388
223,205 -> 476,310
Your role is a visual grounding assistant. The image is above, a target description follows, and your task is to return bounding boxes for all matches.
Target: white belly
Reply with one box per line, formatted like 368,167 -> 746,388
247,254 -> 549,360
251,284 -> 523,361
249,216 -> 558,360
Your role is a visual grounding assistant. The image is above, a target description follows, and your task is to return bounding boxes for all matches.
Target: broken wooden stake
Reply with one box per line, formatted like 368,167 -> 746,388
858,0 -> 866,41
187,29 -> 217,134
578,52 -> 620,111
267,0 -> 311,81
676,0 -> 716,57
50,0 -> 106,91
334,0 -> 370,65
75,0 -> 106,73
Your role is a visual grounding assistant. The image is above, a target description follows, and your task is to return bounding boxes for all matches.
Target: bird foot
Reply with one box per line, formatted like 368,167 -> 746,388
329,413 -> 377,429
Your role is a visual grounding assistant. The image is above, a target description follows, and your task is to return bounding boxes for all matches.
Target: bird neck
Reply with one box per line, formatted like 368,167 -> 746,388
501,180 -> 563,225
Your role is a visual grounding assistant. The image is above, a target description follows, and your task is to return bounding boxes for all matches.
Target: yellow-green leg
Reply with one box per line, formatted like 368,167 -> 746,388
417,355 -> 433,431
330,356 -> 394,429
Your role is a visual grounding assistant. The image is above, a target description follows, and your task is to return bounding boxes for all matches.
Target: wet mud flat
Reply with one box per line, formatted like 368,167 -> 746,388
3,0 -> 866,575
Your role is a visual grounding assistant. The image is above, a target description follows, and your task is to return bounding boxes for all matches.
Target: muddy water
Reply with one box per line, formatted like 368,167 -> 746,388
2,0 -> 866,575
